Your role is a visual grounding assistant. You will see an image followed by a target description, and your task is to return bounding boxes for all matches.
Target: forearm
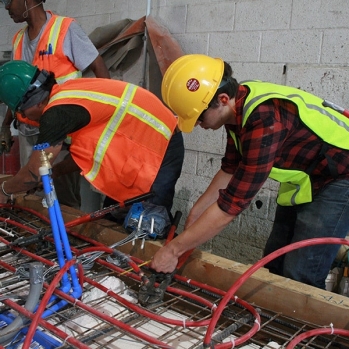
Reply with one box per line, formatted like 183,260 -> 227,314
0,144 -> 62,200
171,202 -> 235,256
89,55 -> 110,79
186,169 -> 233,228
1,165 -> 41,198
151,202 -> 236,273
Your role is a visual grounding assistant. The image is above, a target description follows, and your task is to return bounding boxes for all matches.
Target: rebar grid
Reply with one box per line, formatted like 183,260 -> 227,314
0,206 -> 348,349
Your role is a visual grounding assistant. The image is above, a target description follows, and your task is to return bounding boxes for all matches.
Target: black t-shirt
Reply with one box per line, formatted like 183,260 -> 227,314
36,104 -> 91,146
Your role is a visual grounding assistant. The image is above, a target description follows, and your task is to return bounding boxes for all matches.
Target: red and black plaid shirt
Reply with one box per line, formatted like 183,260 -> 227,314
217,85 -> 349,215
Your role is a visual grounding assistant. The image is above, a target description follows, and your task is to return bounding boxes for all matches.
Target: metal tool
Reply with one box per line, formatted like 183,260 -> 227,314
0,229 -> 51,253
65,191 -> 154,228
322,99 -> 349,118
138,271 -> 174,306
138,211 -> 183,306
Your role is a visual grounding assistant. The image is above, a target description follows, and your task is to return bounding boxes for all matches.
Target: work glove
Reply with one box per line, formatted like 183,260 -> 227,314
0,126 -> 13,154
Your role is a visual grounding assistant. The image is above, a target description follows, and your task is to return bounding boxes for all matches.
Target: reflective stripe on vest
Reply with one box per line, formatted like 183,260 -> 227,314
230,81 -> 349,206
13,14 -> 81,84
242,80 -> 349,149
49,83 -> 173,182
12,29 -> 24,55
13,13 -> 81,126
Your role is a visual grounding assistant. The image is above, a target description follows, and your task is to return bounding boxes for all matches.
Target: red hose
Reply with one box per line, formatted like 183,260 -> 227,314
286,327 -> 349,348
3,295 -> 90,349
204,237 -> 349,348
5,206 -> 346,348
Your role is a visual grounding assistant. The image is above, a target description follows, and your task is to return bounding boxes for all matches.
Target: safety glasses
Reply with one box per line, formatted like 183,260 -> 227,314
0,0 -> 12,6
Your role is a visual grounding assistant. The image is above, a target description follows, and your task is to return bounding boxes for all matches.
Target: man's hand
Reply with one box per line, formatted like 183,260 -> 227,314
150,244 -> 179,274
0,126 -> 13,154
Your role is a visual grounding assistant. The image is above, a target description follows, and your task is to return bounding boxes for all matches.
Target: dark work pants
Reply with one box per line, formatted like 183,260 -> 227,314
264,179 -> 349,289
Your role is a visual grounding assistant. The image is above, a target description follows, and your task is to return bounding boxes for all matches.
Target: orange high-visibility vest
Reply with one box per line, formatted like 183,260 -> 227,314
43,79 -> 177,202
13,11 -> 81,126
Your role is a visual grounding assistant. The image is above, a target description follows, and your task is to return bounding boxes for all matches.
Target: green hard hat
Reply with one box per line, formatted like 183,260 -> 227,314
0,60 -> 38,112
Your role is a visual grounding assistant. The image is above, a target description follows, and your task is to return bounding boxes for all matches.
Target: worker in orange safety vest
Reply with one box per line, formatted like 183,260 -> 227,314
0,0 -> 110,209
0,61 -> 178,205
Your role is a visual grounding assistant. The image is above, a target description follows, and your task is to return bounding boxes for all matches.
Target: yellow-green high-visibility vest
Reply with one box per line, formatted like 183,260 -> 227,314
229,80 -> 349,206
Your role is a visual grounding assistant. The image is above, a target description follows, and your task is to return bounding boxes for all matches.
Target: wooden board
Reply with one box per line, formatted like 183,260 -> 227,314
15,195 -> 349,329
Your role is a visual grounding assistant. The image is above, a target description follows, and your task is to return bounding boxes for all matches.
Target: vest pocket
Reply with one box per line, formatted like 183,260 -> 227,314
120,155 -> 142,187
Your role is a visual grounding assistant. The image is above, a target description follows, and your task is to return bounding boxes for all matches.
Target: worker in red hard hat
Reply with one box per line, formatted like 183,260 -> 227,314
0,60 -> 178,208
151,53 -> 349,290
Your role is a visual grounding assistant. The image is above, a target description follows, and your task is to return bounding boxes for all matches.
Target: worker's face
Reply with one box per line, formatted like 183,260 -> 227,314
195,108 -> 224,130
4,0 -> 28,23
195,94 -> 236,130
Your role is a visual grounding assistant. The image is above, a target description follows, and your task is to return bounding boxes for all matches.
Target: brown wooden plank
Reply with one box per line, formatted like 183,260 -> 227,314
15,195 -> 349,329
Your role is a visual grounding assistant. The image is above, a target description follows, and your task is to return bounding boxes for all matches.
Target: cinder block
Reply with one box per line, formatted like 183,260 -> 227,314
186,2 -> 235,33
94,0 -> 118,14
126,1 -> 149,19
46,0 -> 67,15
175,173 -> 211,203
291,0 -> 349,29
211,235 -> 265,265
230,62 -> 286,85
245,188 -> 272,221
166,0 -> 206,5
197,153 -> 222,179
322,29 -> 349,65
238,215 -> 272,249
183,127 -> 226,154
157,5 -> 187,34
76,14 -> 112,35
209,32 -> 261,63
0,26 -> 10,46
261,30 -> 322,64
173,33 -> 209,55
66,0 -> 96,18
0,10 -> 15,26
181,150 -> 198,176
235,0 -> 292,31
286,65 -> 349,107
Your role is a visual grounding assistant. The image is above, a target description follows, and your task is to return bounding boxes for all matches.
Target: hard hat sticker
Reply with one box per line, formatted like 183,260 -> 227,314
186,78 -> 200,92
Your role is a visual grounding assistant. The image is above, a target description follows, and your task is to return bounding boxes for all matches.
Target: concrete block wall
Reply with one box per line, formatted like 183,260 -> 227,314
1,0 -> 348,264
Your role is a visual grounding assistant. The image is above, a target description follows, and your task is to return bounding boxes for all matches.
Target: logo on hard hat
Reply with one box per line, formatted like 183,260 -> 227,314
186,78 -> 200,92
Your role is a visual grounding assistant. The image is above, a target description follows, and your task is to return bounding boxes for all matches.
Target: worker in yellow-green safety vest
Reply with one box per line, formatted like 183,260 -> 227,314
232,80 -> 349,206
150,54 -> 349,290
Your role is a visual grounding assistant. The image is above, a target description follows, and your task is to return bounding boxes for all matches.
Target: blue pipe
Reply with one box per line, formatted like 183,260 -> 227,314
36,144 -> 81,318
0,313 -> 61,349
39,170 -> 82,319
52,198 -> 81,297
40,168 -> 71,293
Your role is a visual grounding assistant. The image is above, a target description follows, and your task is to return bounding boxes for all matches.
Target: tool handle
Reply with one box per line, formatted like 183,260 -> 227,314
165,210 -> 182,244
177,248 -> 194,270
322,100 -> 349,118
164,210 -> 192,270
65,191 -> 154,228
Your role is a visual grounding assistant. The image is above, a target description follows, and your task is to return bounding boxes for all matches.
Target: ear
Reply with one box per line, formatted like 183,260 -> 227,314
218,93 -> 229,104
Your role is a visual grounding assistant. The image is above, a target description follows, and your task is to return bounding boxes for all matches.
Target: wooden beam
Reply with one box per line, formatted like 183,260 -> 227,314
15,195 -> 349,329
